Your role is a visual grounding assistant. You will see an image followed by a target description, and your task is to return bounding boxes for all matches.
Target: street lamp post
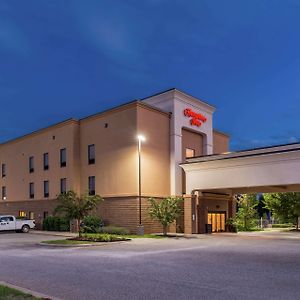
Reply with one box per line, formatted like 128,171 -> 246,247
137,134 -> 145,235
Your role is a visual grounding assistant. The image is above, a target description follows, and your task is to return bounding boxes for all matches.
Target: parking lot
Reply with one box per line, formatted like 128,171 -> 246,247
0,231 -> 299,300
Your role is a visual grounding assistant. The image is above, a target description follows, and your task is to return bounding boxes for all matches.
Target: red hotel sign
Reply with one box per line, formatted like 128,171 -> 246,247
183,108 -> 207,127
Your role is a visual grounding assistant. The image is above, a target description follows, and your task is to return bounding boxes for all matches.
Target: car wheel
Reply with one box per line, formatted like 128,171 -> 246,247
21,225 -> 30,233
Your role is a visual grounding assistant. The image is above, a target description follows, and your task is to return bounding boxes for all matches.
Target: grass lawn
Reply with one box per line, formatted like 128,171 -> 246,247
85,233 -> 164,239
0,285 -> 40,300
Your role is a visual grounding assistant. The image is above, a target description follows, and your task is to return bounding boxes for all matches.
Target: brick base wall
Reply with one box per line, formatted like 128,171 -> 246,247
0,197 -> 165,234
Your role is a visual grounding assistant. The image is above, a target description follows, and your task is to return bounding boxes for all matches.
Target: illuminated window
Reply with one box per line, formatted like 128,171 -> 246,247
19,211 -> 26,218
29,211 -> 34,220
185,148 -> 195,158
88,176 -> 95,195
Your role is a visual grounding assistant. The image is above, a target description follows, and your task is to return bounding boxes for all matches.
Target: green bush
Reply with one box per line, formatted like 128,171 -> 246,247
99,225 -> 130,235
82,215 -> 102,233
43,216 -> 70,232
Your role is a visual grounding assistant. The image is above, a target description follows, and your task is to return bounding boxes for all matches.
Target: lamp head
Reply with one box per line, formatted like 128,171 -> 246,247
137,135 -> 146,142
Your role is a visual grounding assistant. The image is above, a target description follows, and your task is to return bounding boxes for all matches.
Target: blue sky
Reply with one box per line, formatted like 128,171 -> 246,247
0,0 -> 300,150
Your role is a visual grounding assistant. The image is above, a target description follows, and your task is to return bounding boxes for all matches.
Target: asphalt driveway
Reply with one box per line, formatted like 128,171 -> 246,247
0,231 -> 299,300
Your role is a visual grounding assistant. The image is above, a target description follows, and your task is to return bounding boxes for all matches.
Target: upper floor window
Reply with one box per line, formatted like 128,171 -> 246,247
60,148 -> 66,167
1,164 -> 6,178
43,153 -> 49,170
2,186 -> 6,200
60,178 -> 67,194
29,182 -> 34,199
88,144 -> 95,165
44,180 -> 49,198
185,148 -> 195,159
88,176 -> 95,195
29,156 -> 34,173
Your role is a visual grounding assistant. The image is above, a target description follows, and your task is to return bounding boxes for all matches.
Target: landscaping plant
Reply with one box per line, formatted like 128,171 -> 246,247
148,196 -> 183,236
235,194 -> 258,231
264,192 -> 300,230
55,190 -> 103,237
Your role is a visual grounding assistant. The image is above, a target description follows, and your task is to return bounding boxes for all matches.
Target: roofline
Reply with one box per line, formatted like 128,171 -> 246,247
181,142 -> 300,165
0,118 -> 78,146
141,88 -> 216,111
79,99 -> 170,123
0,99 -> 170,146
213,129 -> 230,137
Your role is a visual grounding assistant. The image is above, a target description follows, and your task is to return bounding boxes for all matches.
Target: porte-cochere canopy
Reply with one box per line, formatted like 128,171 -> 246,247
181,143 -> 300,195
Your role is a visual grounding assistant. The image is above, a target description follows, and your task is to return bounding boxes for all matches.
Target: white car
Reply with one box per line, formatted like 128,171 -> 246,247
0,215 -> 35,233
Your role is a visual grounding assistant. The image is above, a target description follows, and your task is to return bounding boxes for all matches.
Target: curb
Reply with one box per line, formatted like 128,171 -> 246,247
29,230 -> 76,238
0,280 -> 62,300
38,240 -> 131,247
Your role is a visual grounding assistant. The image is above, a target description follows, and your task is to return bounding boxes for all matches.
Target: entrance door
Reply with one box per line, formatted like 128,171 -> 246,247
207,212 -> 226,232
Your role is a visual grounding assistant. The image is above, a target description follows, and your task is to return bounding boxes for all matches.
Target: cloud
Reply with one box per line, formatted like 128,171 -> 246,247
231,135 -> 300,151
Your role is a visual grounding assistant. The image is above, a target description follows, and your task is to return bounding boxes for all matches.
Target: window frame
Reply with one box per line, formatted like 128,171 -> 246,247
88,144 -> 95,165
60,148 -> 66,167
43,153 -> 49,170
88,176 -> 95,196
29,156 -> 34,173
29,182 -> 34,199
44,180 -> 49,198
60,178 -> 67,194
1,164 -> 6,178
185,148 -> 195,159
1,186 -> 6,200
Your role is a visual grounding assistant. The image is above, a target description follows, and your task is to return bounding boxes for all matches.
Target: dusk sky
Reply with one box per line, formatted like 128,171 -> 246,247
1,0 -> 300,150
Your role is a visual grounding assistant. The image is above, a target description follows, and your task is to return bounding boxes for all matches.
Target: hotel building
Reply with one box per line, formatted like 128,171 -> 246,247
0,89 -> 233,234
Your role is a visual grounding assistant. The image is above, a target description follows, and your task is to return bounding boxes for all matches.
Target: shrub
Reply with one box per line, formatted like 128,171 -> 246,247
43,216 -> 70,232
79,233 -> 130,242
99,226 -> 130,235
82,215 -> 102,233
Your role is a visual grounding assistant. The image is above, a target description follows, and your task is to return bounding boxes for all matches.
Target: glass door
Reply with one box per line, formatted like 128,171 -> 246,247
207,212 -> 226,232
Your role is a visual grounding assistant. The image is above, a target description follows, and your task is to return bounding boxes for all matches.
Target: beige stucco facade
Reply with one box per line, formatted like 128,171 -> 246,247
0,89 -> 231,233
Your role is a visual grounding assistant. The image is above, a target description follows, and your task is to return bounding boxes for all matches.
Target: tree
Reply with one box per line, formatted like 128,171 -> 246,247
148,197 -> 183,236
264,192 -> 300,230
55,190 -> 103,237
235,194 -> 258,231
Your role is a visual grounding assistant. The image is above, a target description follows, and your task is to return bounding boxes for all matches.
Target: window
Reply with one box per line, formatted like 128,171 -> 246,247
44,180 -> 49,198
1,164 -> 6,178
88,144 -> 95,164
2,186 -> 6,200
60,178 -> 67,194
29,182 -> 34,199
43,211 -> 48,219
29,156 -> 34,173
19,211 -> 26,218
185,148 -> 195,158
43,153 -> 49,170
60,148 -> 66,167
29,211 -> 34,220
88,176 -> 95,195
